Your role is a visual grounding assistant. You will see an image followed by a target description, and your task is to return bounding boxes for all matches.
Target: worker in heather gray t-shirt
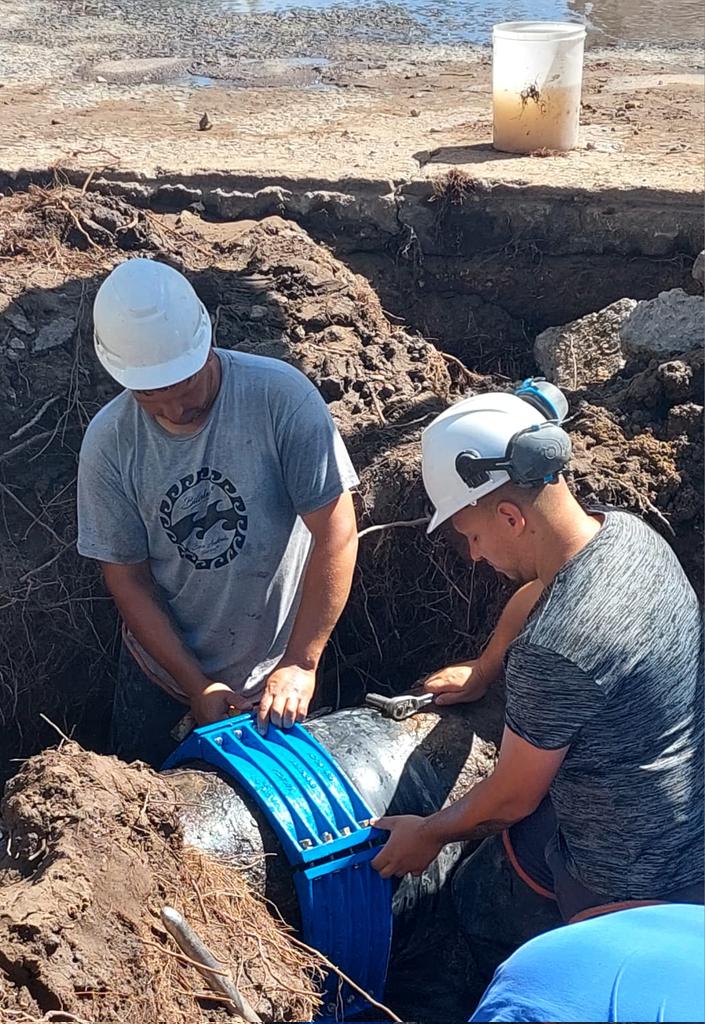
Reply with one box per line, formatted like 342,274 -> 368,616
503,508 -> 703,902
78,260 -> 359,766
370,380 -> 703,945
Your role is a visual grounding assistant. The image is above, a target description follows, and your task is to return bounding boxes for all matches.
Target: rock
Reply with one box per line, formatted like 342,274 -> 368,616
318,375 -> 344,401
586,140 -> 624,153
4,306 -> 34,334
666,402 -> 703,439
692,251 -> 704,288
656,359 -> 694,403
32,317 -> 76,353
534,298 -> 636,388
620,288 -> 704,355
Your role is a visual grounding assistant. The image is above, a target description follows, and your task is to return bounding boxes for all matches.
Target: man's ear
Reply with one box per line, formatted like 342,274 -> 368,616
496,500 -> 526,534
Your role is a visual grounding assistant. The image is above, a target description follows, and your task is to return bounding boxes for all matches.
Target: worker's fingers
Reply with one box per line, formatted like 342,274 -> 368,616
434,690 -> 470,706
257,692 -> 274,734
422,674 -> 448,692
269,692 -> 288,729
423,674 -> 464,695
231,695 -> 255,713
295,697 -> 310,724
375,855 -> 404,879
371,816 -> 396,831
371,847 -> 389,873
282,696 -> 299,730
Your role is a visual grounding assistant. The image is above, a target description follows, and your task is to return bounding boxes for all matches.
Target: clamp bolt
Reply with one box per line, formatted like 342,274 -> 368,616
301,838 -> 314,850
321,831 -> 333,843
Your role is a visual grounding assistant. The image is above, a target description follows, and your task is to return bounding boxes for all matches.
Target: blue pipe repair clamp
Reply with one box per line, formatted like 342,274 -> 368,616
163,714 -> 393,1019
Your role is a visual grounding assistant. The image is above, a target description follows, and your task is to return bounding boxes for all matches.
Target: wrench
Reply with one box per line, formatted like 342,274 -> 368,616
364,692 -> 435,721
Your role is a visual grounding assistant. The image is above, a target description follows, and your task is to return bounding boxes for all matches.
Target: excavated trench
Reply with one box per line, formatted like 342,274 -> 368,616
0,174 -> 701,1023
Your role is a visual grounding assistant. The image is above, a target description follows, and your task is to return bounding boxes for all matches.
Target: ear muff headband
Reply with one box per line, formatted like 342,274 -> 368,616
455,421 -> 572,492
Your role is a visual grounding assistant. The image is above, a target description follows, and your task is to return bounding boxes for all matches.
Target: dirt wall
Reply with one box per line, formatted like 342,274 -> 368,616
0,184 -> 701,785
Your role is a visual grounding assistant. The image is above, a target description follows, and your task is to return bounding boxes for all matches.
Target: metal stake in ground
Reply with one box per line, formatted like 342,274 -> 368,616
160,905 -> 262,1023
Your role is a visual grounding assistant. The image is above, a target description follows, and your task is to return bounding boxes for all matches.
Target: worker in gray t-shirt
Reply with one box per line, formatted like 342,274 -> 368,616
372,380 -> 702,951
77,259 -> 359,766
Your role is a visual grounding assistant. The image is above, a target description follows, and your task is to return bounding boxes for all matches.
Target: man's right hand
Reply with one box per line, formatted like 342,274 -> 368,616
422,659 -> 493,705
190,680 -> 253,726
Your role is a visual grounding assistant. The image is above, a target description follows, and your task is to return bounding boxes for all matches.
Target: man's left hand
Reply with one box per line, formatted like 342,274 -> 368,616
371,815 -> 443,878
257,663 -> 316,733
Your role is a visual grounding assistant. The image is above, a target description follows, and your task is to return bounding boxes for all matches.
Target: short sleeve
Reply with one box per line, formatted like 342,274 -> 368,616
77,428 -> 149,564
505,642 -> 605,750
276,388 -> 359,516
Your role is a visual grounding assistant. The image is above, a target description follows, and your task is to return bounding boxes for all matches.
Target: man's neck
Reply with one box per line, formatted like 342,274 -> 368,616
534,506 -> 603,586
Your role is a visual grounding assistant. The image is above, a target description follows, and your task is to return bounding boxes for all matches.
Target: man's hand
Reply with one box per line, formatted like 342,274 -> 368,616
371,815 -> 443,878
422,658 -> 492,705
257,663 -> 316,733
191,681 -> 252,726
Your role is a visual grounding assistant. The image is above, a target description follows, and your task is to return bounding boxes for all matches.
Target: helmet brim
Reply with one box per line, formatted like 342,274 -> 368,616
426,508 -> 447,535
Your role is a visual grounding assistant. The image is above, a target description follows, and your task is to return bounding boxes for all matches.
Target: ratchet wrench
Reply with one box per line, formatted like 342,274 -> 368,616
364,691 -> 435,721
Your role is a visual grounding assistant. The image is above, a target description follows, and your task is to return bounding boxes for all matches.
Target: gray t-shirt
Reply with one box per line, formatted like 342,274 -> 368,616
77,349 -> 358,699
506,510 -> 703,900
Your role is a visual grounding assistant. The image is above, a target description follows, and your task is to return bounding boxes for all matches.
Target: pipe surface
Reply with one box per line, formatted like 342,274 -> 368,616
166,701 -> 501,962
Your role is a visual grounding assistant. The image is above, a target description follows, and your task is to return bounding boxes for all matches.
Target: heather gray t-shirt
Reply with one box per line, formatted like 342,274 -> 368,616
77,349 -> 358,700
506,510 -> 703,900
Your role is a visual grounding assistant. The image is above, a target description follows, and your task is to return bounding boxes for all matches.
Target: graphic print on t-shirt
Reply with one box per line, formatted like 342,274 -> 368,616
159,466 -> 248,570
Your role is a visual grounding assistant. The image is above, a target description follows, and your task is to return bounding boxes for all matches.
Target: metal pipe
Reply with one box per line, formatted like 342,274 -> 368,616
167,702 -> 501,960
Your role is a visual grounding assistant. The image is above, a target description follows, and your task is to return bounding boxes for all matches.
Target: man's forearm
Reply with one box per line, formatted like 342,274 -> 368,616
102,564 -> 207,698
282,530 -> 358,669
421,774 -> 528,847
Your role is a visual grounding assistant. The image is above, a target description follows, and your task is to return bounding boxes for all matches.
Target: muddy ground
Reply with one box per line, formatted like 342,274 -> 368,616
0,0 -> 703,194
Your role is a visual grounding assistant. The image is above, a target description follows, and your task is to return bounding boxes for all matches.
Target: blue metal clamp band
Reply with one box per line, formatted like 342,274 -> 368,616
163,714 -> 393,1019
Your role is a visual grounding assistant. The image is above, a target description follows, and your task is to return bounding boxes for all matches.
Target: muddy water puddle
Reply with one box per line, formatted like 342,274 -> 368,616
164,0 -> 704,46
181,56 -> 334,89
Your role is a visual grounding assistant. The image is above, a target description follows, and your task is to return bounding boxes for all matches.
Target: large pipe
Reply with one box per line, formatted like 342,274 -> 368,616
166,701 -> 501,965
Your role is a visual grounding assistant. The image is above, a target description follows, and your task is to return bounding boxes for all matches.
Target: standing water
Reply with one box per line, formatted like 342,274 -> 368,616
174,0 -> 704,46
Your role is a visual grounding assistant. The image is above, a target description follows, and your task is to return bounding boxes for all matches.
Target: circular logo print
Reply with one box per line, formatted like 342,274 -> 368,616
159,466 -> 248,570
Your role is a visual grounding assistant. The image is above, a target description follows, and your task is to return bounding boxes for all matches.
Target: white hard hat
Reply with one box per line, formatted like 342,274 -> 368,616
422,392 -> 549,533
93,258 -> 212,390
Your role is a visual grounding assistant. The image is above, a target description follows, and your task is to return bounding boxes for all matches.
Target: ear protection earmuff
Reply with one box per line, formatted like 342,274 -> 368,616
455,379 -> 572,492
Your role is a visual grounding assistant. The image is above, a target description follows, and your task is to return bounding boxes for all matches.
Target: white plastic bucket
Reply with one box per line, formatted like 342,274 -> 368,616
492,21 -> 586,154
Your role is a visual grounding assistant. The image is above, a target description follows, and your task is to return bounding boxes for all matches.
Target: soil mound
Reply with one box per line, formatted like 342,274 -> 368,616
0,742 -> 322,1022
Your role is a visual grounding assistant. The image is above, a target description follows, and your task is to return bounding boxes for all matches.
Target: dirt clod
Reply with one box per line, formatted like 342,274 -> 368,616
0,743 -> 322,1023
